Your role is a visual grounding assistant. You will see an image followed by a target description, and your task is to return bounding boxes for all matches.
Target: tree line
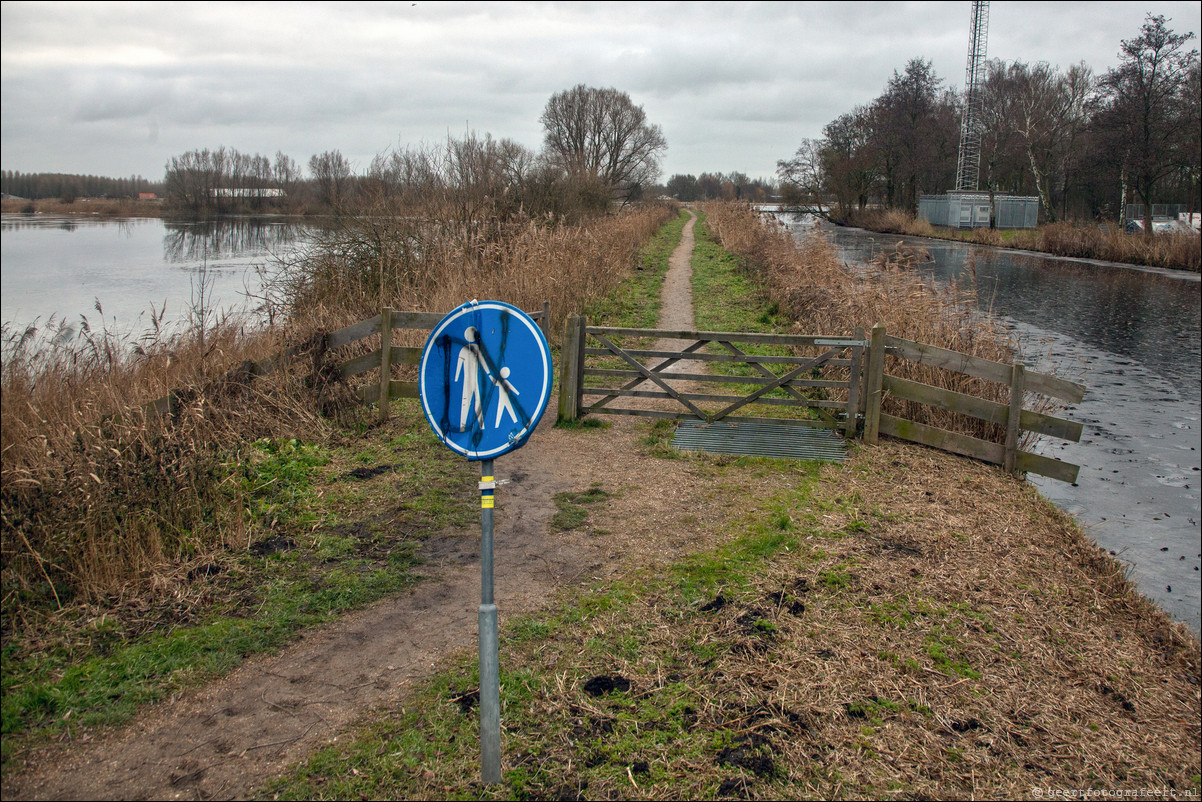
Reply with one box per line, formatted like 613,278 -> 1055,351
1,171 -> 163,202
778,14 -> 1200,228
660,172 -> 777,202
158,84 -> 667,219
1,84 -> 668,220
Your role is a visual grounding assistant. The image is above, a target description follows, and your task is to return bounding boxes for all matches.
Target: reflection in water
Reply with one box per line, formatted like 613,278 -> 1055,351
162,218 -> 306,264
0,214 -> 316,342
786,218 -> 1201,631
2,216 -> 81,233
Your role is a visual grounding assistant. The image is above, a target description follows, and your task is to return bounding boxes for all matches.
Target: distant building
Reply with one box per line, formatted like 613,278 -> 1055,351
211,188 -> 285,199
918,192 -> 1039,230
138,192 -> 158,200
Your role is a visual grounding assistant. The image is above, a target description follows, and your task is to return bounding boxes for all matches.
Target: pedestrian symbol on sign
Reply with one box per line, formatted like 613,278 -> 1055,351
419,300 -> 553,461
492,367 -> 520,428
455,326 -> 485,431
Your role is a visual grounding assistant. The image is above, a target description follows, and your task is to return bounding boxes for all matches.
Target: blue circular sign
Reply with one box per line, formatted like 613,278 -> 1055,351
419,300 -> 554,460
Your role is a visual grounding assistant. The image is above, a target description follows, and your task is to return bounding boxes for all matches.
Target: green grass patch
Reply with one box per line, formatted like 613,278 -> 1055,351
550,485 -> 611,532
0,400 -> 475,766
584,208 -> 687,330
260,465 -> 823,801
688,213 -> 831,423
690,215 -> 784,336
552,417 -> 609,431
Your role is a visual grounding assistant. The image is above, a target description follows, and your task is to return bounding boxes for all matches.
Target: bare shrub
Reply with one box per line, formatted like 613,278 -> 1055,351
1038,222 -> 1200,270
0,311 -> 331,619
269,198 -> 675,344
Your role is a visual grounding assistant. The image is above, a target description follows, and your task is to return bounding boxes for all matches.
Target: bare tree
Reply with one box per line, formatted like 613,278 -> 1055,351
309,149 -> 353,209
272,151 -> 302,203
1092,14 -> 1197,233
777,139 -> 829,215
869,59 -> 958,211
1181,56 -> 1201,220
978,60 -> 1029,199
164,147 -> 226,214
821,108 -> 878,216
1003,61 -> 1094,221
540,84 -> 667,203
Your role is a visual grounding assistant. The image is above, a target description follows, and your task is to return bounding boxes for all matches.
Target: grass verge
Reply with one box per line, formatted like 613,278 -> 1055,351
257,436 -> 1200,800
1,402 -> 476,767
583,207 -> 688,330
689,212 -> 833,423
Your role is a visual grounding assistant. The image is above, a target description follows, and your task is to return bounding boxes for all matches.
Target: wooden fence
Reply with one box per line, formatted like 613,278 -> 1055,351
862,324 -> 1085,482
142,304 -> 1083,483
559,318 -> 1086,482
144,302 -> 550,424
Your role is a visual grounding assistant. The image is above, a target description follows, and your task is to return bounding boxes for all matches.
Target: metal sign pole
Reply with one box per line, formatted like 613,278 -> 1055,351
478,458 -> 501,784
418,301 -> 554,787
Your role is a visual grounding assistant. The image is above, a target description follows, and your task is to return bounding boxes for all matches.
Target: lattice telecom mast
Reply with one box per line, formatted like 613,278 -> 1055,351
955,0 -> 989,192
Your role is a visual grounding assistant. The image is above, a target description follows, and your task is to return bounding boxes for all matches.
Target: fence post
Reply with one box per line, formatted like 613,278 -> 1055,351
557,315 -> 582,422
379,307 -> 393,423
574,315 -> 586,416
1004,362 -> 1025,476
844,325 -> 865,437
863,323 -> 886,444
539,300 -> 550,344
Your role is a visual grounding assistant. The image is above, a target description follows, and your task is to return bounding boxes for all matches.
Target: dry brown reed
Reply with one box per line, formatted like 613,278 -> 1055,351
1036,221 -> 1201,270
270,202 -> 675,349
1,203 -> 674,621
0,198 -> 161,218
849,209 -> 1200,271
1,314 -> 324,621
702,202 -> 1019,441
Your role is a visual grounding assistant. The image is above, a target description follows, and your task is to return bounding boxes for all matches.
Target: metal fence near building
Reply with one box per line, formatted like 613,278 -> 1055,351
1125,204 -> 1189,222
917,194 -> 950,227
994,195 -> 1039,229
918,193 -> 1039,230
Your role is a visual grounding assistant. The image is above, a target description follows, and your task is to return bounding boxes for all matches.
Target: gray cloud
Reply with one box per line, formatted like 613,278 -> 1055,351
3,1 -> 1198,181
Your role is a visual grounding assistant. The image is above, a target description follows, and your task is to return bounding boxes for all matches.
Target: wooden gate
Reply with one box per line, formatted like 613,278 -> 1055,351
558,316 -> 866,434
557,316 -> 1087,483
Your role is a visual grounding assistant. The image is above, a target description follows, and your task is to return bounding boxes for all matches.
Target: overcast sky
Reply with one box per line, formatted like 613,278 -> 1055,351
2,1 -> 1199,183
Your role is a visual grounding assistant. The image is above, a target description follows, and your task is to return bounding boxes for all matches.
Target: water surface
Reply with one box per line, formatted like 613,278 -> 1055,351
803,221 -> 1200,630
1,215 -> 312,342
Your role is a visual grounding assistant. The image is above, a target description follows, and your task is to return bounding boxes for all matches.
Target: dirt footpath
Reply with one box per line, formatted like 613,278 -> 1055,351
4,213 -> 709,801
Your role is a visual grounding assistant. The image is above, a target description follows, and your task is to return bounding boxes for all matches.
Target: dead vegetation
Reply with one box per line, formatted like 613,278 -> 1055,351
1,315 -> 327,629
263,440 -> 1201,800
512,446 -> 1199,799
702,202 -> 1019,441
847,208 -> 1201,271
0,198 -> 160,218
1,203 -> 674,635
